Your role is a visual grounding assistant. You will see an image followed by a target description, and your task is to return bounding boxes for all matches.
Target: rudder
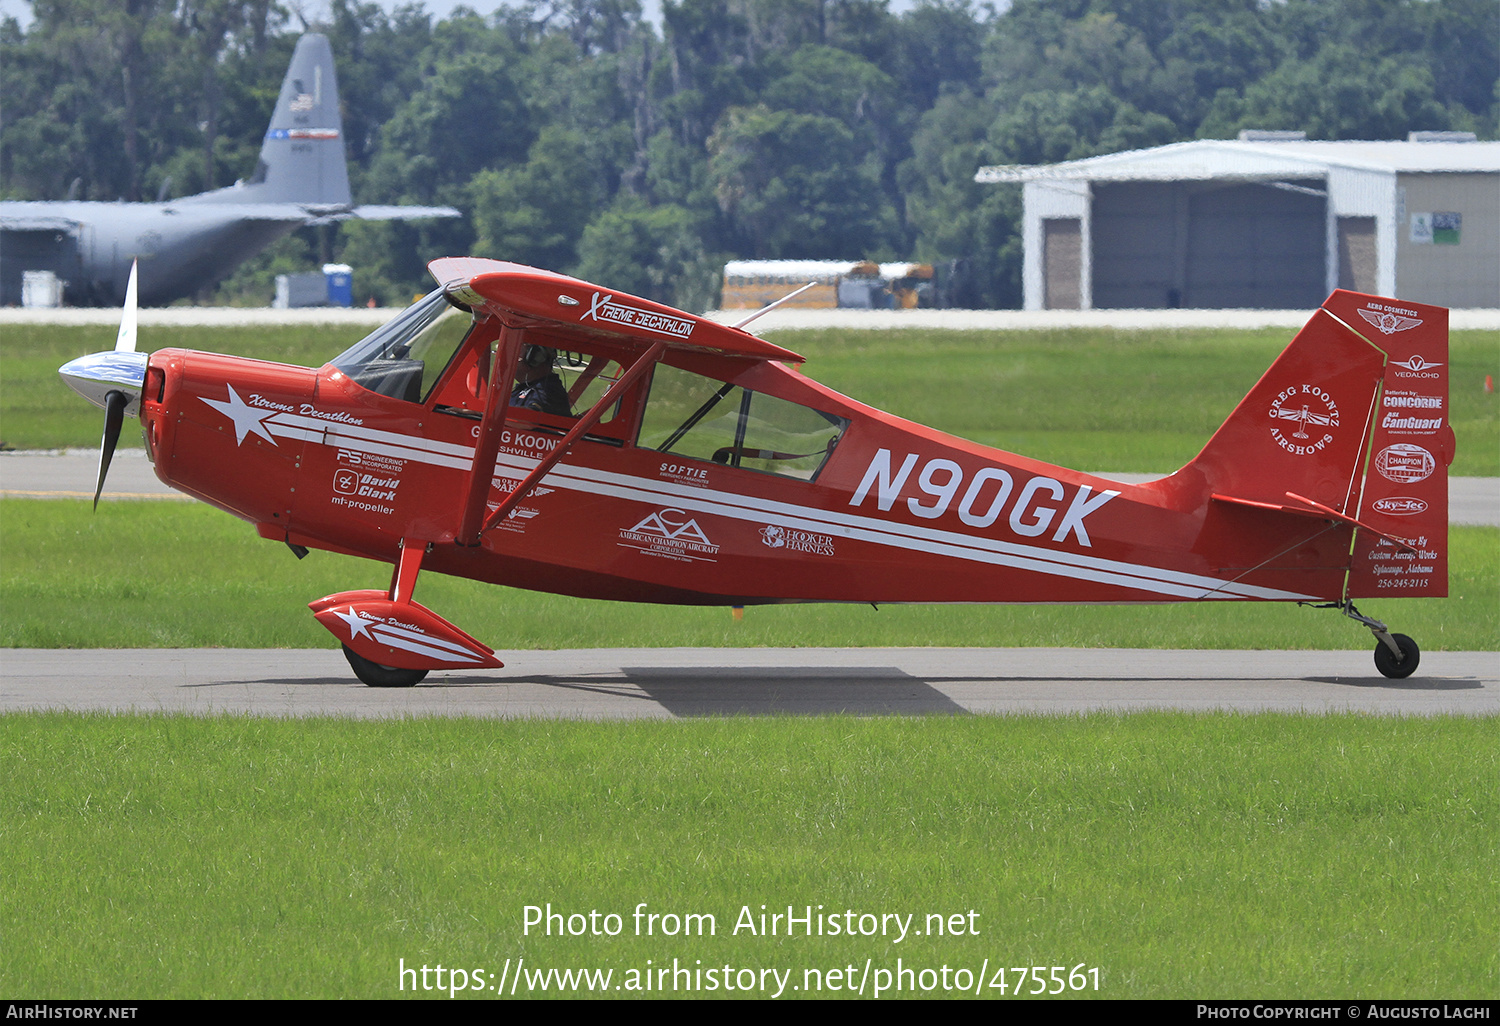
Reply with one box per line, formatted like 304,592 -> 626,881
1324,291 -> 1452,599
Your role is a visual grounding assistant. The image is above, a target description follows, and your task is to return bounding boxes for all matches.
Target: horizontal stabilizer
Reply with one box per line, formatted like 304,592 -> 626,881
348,204 -> 461,220
1211,491 -> 1413,551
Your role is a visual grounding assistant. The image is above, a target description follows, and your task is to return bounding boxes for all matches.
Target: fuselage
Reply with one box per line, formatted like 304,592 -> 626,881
1,200 -> 308,306
137,336 -> 1352,609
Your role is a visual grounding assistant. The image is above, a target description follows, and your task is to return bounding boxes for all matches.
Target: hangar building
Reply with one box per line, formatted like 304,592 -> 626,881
975,134 -> 1499,310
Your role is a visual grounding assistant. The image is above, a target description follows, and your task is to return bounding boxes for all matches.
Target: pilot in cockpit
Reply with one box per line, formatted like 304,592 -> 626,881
510,344 -> 571,417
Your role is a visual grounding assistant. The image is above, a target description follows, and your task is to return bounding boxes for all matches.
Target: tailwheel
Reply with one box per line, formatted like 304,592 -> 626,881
1303,601 -> 1423,679
341,644 -> 428,687
1373,633 -> 1420,680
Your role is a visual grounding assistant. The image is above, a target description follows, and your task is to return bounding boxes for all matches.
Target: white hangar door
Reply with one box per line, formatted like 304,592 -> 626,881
1089,181 -> 1326,309
1183,181 -> 1325,309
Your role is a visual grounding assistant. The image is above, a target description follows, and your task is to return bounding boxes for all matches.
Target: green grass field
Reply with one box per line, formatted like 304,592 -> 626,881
5,323 -> 1496,475
2,500 -> 1495,651
2,713 -> 1494,999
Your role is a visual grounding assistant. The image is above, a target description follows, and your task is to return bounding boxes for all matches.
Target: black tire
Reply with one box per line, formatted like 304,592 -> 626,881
1373,633 -> 1420,679
342,644 -> 428,687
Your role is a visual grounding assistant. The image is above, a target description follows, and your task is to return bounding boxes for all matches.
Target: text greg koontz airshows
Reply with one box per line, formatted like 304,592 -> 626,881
850,449 -> 1118,547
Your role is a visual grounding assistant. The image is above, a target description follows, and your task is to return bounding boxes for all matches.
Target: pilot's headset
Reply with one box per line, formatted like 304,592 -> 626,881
521,344 -> 556,369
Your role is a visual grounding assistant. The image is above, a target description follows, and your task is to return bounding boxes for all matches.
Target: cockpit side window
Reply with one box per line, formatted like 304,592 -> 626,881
639,364 -> 847,481
330,289 -> 475,404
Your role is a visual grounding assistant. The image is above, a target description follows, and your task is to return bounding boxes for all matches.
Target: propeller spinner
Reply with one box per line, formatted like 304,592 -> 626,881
58,260 -> 149,507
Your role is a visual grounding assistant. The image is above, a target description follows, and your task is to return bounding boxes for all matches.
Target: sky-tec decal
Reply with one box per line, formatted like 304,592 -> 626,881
1371,497 -> 1428,516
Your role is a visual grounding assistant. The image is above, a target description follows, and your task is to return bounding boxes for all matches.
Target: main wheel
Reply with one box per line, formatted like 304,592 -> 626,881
1373,633 -> 1420,679
342,644 -> 428,687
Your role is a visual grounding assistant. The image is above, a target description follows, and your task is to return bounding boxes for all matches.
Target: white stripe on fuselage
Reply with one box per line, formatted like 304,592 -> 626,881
248,407 -> 1315,602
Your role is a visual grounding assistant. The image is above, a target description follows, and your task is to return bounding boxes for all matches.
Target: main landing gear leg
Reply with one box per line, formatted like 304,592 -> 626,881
1307,601 -> 1420,679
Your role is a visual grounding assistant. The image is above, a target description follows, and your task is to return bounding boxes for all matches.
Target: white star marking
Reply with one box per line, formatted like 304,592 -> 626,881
200,384 -> 279,446
333,606 -> 373,640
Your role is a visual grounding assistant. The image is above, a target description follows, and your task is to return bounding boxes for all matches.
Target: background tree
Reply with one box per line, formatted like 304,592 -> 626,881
2,0 -> 1494,308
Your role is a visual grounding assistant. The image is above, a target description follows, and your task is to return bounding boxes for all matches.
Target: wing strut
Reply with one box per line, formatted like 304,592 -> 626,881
456,324 -> 526,545
478,340 -> 667,538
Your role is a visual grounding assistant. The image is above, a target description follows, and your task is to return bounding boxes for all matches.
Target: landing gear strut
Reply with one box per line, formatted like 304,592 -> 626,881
1307,601 -> 1421,679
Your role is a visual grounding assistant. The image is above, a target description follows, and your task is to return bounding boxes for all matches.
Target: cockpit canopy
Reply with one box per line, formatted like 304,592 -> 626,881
330,289 -> 474,404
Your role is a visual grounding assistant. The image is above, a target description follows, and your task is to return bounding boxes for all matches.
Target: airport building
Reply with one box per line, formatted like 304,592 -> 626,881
722,260 -> 935,310
976,133 -> 1500,310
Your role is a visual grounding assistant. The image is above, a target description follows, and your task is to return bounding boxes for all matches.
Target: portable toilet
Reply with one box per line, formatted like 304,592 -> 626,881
323,264 -> 353,307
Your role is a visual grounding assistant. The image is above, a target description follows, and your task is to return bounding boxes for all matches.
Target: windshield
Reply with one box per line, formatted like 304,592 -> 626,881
330,289 -> 476,404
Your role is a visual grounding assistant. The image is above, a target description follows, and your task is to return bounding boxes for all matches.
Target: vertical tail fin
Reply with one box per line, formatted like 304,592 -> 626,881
1174,301 -> 1386,515
183,34 -> 351,208
1167,290 -> 1451,600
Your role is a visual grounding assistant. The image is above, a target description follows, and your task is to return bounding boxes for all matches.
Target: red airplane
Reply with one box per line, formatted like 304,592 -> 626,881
60,258 -> 1453,684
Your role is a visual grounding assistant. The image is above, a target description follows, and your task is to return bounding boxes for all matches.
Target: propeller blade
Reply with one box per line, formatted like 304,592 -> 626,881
94,390 -> 127,509
115,260 -> 138,353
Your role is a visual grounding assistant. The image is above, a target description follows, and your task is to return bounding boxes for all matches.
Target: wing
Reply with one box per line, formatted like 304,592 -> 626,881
0,205 -> 83,231
427,257 -> 804,364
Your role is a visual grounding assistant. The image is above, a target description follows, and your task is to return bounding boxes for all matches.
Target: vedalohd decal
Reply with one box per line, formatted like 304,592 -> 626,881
1391,355 -> 1444,379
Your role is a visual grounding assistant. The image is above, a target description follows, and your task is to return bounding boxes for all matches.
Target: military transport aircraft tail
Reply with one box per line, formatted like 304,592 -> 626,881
177,32 -> 456,223
183,33 -> 351,209
1,32 -> 457,305
1152,289 -> 1452,602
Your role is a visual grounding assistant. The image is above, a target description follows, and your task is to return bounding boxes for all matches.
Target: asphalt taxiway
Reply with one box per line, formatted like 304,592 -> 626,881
2,647 -> 1494,718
